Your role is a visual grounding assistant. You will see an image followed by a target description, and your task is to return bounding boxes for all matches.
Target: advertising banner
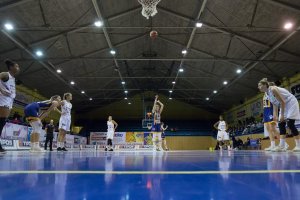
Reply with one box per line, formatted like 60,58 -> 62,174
113,132 -> 126,144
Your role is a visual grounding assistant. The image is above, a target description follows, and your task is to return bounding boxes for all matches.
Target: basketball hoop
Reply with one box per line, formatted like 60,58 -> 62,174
138,0 -> 161,19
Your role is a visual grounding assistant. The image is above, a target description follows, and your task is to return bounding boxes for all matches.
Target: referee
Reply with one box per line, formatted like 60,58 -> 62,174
44,119 -> 55,151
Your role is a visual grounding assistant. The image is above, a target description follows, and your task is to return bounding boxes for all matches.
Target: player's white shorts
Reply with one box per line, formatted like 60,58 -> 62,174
217,130 -> 229,141
107,131 -> 114,140
152,132 -> 162,142
59,116 -> 71,131
0,96 -> 13,109
279,97 -> 300,120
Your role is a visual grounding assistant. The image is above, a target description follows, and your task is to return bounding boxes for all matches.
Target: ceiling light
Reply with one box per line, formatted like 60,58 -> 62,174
181,49 -> 187,55
70,81 -> 75,85
223,81 -> 228,85
213,90 -> 217,94
284,22 -> 293,30
35,50 -> 43,57
56,69 -> 62,73
4,23 -> 14,30
94,20 -> 103,27
196,22 -> 203,28
110,50 -> 116,55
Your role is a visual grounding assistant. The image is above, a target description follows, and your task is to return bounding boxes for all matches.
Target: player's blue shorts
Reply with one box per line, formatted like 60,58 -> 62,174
151,123 -> 161,132
263,108 -> 275,124
24,102 -> 39,118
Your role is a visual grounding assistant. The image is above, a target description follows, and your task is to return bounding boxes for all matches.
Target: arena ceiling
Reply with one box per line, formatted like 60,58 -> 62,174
0,0 -> 300,113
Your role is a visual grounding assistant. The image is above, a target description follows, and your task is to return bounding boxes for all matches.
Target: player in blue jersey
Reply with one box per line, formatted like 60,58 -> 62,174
24,95 -> 61,152
152,95 -> 164,151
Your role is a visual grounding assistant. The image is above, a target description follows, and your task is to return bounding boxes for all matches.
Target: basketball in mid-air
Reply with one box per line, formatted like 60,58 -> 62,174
150,30 -> 158,39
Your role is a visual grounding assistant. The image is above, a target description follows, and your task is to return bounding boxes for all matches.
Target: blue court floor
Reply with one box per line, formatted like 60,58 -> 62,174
0,150 -> 300,200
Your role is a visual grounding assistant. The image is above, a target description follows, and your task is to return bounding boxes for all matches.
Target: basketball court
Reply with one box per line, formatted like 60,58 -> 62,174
1,150 -> 299,199
1,0 -> 300,199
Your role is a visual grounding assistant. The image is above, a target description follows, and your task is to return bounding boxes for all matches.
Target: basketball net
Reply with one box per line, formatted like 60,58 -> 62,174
138,0 -> 161,19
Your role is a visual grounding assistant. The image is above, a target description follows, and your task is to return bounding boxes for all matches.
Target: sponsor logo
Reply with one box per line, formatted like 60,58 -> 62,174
13,130 -> 21,137
19,141 -> 31,147
143,145 -> 153,148
1,139 -> 14,146
122,145 -> 135,149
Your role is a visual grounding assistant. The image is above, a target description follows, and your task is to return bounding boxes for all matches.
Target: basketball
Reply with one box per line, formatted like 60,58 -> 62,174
150,30 -> 158,39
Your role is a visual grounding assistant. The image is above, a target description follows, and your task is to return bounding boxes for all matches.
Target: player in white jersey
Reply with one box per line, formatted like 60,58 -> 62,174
258,78 -> 300,152
260,82 -> 289,151
56,93 -> 72,151
214,115 -> 230,151
105,116 -> 118,151
0,59 -> 20,152
160,122 -> 169,151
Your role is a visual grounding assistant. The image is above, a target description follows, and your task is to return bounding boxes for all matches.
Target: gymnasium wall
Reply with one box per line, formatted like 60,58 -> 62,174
164,134 -> 262,150
169,133 -> 296,150
224,73 -> 300,124
158,136 -> 216,150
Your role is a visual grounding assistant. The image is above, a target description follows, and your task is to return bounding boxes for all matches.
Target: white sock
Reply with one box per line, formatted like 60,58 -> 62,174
271,141 -> 275,147
279,139 -> 285,147
58,142 -> 62,148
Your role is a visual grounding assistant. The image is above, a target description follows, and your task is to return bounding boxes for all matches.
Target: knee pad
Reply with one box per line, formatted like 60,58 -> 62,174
278,121 -> 287,135
0,117 -> 6,127
0,118 -> 7,135
287,119 -> 299,136
107,139 -> 112,146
